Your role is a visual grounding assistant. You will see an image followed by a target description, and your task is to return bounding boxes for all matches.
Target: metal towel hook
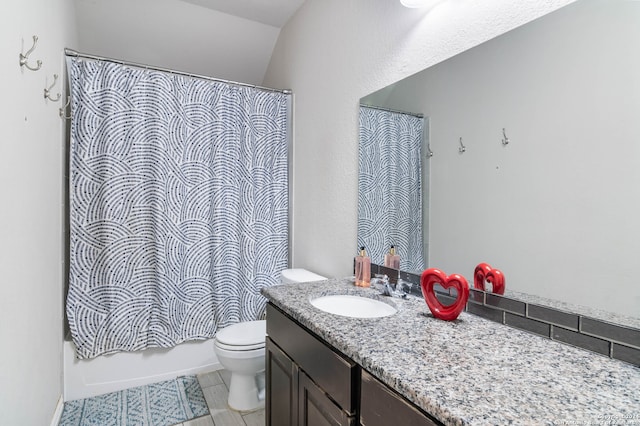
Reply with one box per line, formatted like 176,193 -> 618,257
44,74 -> 61,102
427,144 -> 434,158
502,128 -> 510,146
19,35 -> 42,71
458,137 -> 466,153
60,96 -> 71,119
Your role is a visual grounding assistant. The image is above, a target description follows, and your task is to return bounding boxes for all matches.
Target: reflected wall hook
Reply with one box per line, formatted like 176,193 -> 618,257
44,74 -> 61,102
19,35 -> 42,71
60,96 -> 71,119
502,128 -> 510,146
458,137 -> 466,153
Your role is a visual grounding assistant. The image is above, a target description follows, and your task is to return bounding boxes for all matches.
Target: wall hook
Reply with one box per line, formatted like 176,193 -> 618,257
19,35 -> 42,71
44,74 -> 61,102
458,137 -> 466,153
502,128 -> 510,146
60,96 -> 71,119
427,144 -> 434,158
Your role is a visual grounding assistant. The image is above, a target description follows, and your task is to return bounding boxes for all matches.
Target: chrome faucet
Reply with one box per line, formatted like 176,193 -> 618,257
372,274 -> 408,298
396,278 -> 415,297
372,274 -> 393,296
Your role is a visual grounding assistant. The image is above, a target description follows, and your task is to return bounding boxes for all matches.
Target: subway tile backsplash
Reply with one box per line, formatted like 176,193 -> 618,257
486,294 -> 526,316
581,317 -> 640,348
504,312 -> 551,338
467,303 -> 505,323
369,263 -> 640,366
528,304 -> 580,330
552,327 -> 611,356
611,343 -> 640,365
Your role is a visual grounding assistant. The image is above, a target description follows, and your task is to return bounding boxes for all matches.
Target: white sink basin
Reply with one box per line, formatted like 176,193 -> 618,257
309,295 -> 397,318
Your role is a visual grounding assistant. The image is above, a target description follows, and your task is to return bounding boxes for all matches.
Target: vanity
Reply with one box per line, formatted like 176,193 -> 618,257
266,302 -> 437,426
263,278 -> 640,426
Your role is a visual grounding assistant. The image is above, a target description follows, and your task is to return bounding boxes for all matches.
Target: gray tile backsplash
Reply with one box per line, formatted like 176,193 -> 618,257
552,327 -> 611,356
369,263 -> 639,366
611,343 -> 640,365
486,294 -> 526,316
467,303 -> 504,323
581,317 -> 640,348
504,312 -> 550,338
469,288 -> 485,305
528,304 -> 580,330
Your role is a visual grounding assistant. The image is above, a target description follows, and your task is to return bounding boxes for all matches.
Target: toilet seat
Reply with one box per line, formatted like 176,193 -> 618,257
212,269 -> 324,412
215,320 -> 266,351
215,341 -> 264,351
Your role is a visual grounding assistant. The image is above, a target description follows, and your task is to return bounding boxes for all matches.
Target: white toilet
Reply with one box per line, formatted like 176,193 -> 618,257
213,268 -> 326,411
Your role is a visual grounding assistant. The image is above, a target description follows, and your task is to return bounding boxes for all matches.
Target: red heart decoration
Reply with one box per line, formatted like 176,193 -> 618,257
473,262 -> 506,295
420,268 -> 469,321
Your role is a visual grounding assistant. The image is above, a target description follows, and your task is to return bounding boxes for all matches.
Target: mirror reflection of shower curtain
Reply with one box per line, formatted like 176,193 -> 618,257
358,106 -> 426,271
66,57 -> 290,359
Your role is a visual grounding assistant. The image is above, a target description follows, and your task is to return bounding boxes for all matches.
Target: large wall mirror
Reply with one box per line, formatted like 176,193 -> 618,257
358,0 -> 639,324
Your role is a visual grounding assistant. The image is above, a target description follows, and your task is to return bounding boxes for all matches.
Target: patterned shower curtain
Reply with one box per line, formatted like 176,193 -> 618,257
358,106 -> 425,272
66,57 -> 290,359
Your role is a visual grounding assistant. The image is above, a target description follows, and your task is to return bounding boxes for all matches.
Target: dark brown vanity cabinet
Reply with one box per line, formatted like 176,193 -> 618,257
360,370 -> 439,426
266,337 -> 298,426
266,303 -> 442,426
266,303 -> 355,426
298,370 -> 355,426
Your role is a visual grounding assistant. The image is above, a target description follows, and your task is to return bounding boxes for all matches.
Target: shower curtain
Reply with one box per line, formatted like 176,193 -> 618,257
66,57 -> 290,359
358,106 -> 425,272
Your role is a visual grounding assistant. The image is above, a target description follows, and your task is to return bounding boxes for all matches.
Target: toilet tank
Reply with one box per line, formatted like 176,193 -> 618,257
280,268 -> 326,284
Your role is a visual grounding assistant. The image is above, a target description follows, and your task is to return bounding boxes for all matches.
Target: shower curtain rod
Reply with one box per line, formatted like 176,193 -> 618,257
64,48 -> 292,95
360,103 -> 424,118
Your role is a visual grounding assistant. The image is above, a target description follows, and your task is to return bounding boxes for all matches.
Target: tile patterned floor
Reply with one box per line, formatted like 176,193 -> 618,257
173,370 -> 265,426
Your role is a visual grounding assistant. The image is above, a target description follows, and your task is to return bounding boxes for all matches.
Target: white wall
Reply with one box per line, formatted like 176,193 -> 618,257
366,0 -> 640,318
0,0 -> 77,424
73,0 -> 282,85
263,0 -> 576,278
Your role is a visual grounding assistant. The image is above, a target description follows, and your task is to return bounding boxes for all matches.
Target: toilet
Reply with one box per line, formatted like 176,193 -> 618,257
213,268 -> 326,411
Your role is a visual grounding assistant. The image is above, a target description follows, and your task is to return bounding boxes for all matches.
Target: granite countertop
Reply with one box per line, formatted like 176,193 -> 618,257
262,278 -> 640,426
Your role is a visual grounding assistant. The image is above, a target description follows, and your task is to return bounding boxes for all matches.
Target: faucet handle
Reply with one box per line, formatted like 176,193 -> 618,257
371,274 -> 388,294
396,278 -> 412,299
372,275 -> 397,297
372,274 -> 389,285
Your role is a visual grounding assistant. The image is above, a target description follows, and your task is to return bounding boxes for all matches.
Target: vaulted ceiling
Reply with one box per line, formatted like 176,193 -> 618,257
178,0 -> 306,27
73,0 -> 306,85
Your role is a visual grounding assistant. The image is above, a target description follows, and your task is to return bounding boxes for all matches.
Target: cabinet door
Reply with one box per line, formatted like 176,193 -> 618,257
266,337 -> 298,426
267,304 -> 357,414
298,371 -> 354,426
360,370 -> 442,426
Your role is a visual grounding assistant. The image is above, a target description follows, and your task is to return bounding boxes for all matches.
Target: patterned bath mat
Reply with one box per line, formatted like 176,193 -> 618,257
59,375 -> 209,426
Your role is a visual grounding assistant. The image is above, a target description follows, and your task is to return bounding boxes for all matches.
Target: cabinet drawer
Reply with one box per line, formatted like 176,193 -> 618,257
267,303 -> 357,414
361,370 -> 441,426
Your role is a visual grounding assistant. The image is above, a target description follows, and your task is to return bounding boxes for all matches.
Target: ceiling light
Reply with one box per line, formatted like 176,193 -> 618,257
400,0 -> 439,8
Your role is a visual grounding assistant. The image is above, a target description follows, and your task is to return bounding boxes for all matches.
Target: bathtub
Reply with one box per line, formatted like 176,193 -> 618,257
63,338 -> 221,401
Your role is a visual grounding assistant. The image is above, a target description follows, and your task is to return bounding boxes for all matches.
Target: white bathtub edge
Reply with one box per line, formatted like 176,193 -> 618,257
63,339 -> 221,401
50,394 -> 64,426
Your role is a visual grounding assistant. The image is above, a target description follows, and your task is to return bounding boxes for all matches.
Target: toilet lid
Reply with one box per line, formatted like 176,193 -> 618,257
281,268 -> 326,283
216,320 -> 266,347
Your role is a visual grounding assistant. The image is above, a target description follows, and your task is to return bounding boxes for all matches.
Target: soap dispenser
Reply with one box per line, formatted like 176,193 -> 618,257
355,246 -> 371,287
384,245 -> 400,269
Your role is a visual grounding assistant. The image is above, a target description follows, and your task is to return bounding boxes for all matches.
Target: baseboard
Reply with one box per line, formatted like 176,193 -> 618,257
50,395 -> 64,426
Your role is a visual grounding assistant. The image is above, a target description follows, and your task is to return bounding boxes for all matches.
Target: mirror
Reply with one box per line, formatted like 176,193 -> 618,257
357,106 -> 428,272
359,0 -> 640,323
